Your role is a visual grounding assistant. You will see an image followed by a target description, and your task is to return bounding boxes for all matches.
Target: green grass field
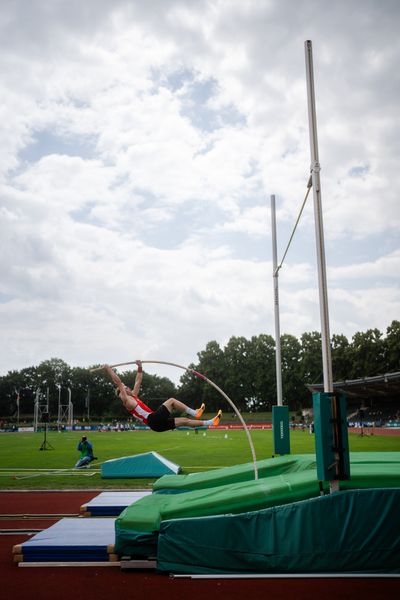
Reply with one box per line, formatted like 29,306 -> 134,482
0,429 -> 399,490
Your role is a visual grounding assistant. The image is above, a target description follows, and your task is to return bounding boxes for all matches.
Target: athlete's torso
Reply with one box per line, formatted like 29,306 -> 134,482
128,396 -> 153,425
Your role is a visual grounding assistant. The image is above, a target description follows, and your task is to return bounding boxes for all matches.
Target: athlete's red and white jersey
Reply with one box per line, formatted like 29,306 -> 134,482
128,396 -> 153,425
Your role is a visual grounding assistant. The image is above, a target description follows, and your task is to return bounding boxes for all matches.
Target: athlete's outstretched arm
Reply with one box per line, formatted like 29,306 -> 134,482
102,364 -> 135,409
103,364 -> 125,394
132,360 -> 143,396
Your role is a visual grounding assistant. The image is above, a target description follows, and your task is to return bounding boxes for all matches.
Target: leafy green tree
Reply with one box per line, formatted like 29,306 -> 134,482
300,331 -> 323,385
0,359 -> 73,419
177,363 -> 205,408
84,365 -> 116,417
331,334 -> 351,381
178,341 -> 226,412
385,320 -> 400,372
349,328 -> 386,378
10,365 -> 44,415
246,334 -> 276,411
223,336 -> 252,412
0,371 -> 20,417
197,340 -> 227,405
281,334 -> 307,409
35,358 -> 72,415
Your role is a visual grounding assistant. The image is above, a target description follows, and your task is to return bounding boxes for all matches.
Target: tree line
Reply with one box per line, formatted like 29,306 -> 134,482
0,321 -> 399,419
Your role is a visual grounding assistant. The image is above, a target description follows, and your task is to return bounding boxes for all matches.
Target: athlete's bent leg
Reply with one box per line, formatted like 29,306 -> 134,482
163,398 -> 190,413
174,417 -> 203,428
174,410 -> 222,428
163,398 -> 204,418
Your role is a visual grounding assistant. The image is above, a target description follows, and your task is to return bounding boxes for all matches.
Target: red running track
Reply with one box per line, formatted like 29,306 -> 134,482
0,491 -> 398,600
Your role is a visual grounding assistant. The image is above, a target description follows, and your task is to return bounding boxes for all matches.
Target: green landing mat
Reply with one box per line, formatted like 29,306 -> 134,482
152,452 -> 400,493
157,488 -> 400,574
115,469 -> 321,557
114,453 -> 400,558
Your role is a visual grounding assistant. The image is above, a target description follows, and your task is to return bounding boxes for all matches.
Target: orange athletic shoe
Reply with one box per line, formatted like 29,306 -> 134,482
195,403 -> 205,419
212,410 -> 222,427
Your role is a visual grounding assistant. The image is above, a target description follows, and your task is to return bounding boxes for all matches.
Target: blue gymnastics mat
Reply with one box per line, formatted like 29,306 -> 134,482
81,491 -> 152,516
13,518 -> 116,563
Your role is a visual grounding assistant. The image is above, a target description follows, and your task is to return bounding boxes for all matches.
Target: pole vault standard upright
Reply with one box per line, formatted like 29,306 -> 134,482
305,40 -> 333,394
91,359 -> 258,480
305,40 -> 350,491
270,195 -> 290,455
271,195 -> 283,408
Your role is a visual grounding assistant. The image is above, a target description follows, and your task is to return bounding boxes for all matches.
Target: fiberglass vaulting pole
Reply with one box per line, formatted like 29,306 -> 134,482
304,40 -> 333,394
270,194 -> 283,407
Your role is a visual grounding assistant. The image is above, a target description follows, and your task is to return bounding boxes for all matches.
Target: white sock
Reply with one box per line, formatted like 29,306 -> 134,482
203,417 -> 214,426
186,407 -> 197,417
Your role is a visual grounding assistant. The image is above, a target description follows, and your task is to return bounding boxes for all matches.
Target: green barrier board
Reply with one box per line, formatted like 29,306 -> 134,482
272,405 -> 290,455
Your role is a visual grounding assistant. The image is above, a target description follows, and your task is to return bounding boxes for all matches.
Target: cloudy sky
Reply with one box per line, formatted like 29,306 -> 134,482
1,0 -> 399,383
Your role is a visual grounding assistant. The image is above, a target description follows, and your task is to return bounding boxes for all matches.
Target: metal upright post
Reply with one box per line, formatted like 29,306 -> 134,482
68,387 -> 73,428
16,389 -> 20,427
271,195 -> 283,407
57,385 -> 62,432
33,389 -> 40,432
304,40 -> 333,394
86,388 -> 90,424
305,40 -> 349,491
271,195 -> 290,455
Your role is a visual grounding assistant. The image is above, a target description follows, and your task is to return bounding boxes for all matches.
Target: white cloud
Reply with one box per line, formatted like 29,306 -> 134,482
330,286 -> 400,337
329,250 -> 400,281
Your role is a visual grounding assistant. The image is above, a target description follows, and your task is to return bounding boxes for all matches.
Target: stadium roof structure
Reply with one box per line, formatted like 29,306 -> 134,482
306,371 -> 400,402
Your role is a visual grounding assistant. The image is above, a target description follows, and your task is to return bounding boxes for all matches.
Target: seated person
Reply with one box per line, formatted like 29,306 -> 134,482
75,436 -> 97,468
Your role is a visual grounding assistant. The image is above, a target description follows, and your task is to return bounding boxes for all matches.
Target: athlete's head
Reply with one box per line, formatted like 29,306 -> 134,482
115,385 -> 130,397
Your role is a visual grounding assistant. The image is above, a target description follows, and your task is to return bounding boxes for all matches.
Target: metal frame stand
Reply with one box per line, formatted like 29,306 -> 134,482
39,423 -> 54,451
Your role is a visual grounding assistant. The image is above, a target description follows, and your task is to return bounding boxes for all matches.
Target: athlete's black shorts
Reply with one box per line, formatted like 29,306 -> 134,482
147,404 -> 176,432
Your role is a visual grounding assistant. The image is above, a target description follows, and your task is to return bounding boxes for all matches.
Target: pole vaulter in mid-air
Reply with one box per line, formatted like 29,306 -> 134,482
91,359 -> 258,479
101,361 -> 222,432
